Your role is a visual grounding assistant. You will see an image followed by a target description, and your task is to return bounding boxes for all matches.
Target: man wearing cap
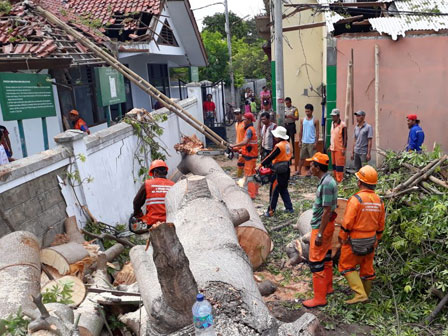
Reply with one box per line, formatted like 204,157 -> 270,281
351,110 -> 372,171
69,110 -> 90,135
339,165 -> 385,304
260,112 -> 277,162
330,109 -> 347,183
302,152 -> 338,308
406,114 -> 425,152
234,109 -> 246,178
230,112 -> 259,199
260,126 -> 293,216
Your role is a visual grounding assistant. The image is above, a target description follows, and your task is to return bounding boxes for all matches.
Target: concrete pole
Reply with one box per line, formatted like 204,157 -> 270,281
274,0 -> 285,126
224,0 -> 235,106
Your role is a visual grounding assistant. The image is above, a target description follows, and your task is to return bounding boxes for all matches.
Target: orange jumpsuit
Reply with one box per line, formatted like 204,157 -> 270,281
330,120 -> 346,183
338,190 -> 385,280
235,120 -> 246,177
241,123 -> 259,199
142,178 -> 175,226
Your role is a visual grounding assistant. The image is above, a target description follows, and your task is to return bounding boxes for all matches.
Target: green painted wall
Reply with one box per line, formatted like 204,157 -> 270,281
326,65 -> 337,167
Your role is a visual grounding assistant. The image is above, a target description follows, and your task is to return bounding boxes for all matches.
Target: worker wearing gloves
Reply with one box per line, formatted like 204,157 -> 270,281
260,126 -> 293,217
132,160 -> 175,228
338,165 -> 385,304
234,109 -> 246,178
302,152 -> 338,308
230,112 -> 259,199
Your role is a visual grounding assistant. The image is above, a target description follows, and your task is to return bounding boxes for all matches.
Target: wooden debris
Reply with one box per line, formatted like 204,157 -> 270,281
174,134 -> 205,154
41,242 -> 90,275
113,262 -> 136,286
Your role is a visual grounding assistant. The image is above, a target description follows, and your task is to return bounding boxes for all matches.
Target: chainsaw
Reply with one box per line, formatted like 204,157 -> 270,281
128,216 -> 149,234
254,167 -> 274,185
197,146 -> 234,160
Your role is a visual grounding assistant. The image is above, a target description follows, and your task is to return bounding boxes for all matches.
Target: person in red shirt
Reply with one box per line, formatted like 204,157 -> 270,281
132,160 -> 175,228
203,94 -> 216,127
69,110 -> 90,134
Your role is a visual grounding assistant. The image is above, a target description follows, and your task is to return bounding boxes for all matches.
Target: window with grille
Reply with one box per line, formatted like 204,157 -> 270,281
157,20 -> 178,47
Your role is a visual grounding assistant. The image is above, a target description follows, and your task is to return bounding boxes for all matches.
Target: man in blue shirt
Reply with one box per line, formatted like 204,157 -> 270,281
406,114 -> 424,152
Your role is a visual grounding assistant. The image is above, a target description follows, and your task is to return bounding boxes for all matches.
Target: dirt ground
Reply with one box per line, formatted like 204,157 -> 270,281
215,149 -> 372,336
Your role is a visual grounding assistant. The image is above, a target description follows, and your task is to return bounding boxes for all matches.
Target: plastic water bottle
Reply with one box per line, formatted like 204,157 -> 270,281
192,293 -> 216,335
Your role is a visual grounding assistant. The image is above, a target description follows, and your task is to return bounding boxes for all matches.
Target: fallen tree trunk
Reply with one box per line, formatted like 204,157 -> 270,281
40,242 -> 90,275
0,231 -> 41,319
130,175 -> 321,335
177,154 -> 271,269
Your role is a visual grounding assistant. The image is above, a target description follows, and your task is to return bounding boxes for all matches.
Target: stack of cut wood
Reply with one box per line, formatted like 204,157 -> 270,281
0,216 -> 139,336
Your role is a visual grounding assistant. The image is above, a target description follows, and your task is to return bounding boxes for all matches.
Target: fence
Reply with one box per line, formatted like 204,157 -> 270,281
0,96 -> 204,245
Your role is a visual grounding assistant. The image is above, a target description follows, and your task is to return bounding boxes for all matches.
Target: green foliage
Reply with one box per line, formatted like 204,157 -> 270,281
124,112 -> 168,180
199,30 -> 230,84
0,308 -> 29,336
202,12 -> 258,43
0,1 -> 11,15
334,149 -> 448,333
42,282 -> 75,305
232,37 -> 269,82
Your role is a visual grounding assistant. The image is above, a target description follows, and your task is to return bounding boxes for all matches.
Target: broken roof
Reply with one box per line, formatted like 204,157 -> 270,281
0,1 -> 107,70
316,0 -> 448,40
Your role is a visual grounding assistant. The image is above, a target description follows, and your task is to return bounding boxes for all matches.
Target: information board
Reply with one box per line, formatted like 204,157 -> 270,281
95,67 -> 126,107
0,73 -> 57,121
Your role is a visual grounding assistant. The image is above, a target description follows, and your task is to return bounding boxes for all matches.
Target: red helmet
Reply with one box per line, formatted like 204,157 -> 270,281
149,160 -> 168,176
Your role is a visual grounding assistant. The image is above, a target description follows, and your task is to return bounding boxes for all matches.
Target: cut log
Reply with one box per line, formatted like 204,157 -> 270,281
65,216 -> 85,244
177,154 -> 271,269
41,265 -> 62,288
294,209 -> 313,236
41,242 -> 89,275
41,275 -> 87,307
119,308 -> 148,336
113,261 -> 137,286
104,243 -> 124,262
75,253 -> 110,336
131,175 -> 320,335
0,231 -> 41,320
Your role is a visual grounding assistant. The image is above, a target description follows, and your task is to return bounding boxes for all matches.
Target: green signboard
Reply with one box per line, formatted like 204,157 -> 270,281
189,66 -> 199,82
0,73 -> 56,121
94,67 -> 126,107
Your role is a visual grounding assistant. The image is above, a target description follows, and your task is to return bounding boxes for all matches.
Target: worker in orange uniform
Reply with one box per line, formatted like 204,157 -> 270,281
132,160 -> 175,228
329,108 -> 347,183
260,126 -> 293,216
338,165 -> 385,304
302,152 -> 338,308
69,110 -> 90,134
234,109 -> 246,178
230,112 -> 259,199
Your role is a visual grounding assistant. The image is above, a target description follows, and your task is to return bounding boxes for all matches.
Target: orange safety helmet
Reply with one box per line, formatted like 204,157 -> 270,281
149,159 -> 168,177
355,165 -> 378,185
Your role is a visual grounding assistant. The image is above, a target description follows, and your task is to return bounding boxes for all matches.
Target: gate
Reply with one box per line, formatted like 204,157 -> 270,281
201,80 -> 227,144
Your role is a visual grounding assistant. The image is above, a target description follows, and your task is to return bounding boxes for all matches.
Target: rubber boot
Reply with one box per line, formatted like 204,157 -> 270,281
362,279 -> 372,297
248,181 -> 259,199
302,272 -> 327,308
237,167 -> 243,178
324,261 -> 334,295
344,272 -> 368,304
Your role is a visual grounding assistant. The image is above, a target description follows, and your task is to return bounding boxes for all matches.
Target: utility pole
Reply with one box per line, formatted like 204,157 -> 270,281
274,0 -> 285,125
224,0 -> 235,106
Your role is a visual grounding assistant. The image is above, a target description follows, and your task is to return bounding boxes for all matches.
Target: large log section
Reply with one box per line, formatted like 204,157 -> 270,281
0,231 -> 41,319
177,154 -> 271,269
130,176 -> 321,335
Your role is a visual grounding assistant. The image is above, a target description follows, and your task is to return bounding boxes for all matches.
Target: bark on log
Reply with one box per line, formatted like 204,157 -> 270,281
104,243 -> 124,262
119,308 -> 148,336
29,302 -> 74,335
75,253 -> 109,336
177,154 -> 271,269
0,231 -> 41,319
65,216 -> 85,244
294,209 -> 313,236
41,242 -> 89,275
131,175 -> 320,335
